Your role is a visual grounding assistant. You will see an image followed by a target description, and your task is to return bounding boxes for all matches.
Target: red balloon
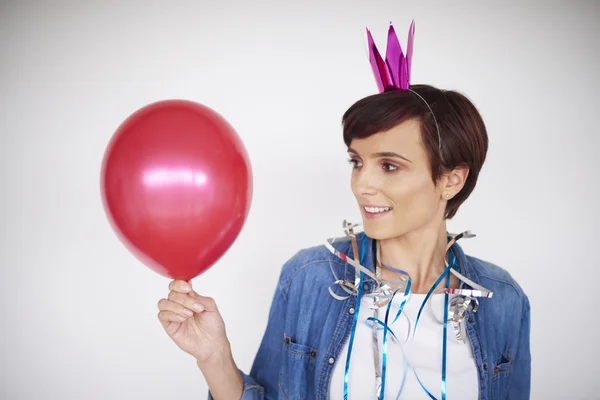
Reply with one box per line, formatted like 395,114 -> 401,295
101,99 -> 252,280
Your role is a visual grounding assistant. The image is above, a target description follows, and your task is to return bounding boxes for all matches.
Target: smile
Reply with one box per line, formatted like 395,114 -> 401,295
362,205 -> 392,218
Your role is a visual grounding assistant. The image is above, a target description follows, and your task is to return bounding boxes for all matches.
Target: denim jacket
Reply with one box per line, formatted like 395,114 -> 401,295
210,233 -> 531,400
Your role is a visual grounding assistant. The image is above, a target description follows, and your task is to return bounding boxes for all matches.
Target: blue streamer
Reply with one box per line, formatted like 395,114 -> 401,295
342,236 -> 459,400
372,268 -> 412,399
342,234 -> 368,399
442,270 -> 450,399
413,250 -> 457,400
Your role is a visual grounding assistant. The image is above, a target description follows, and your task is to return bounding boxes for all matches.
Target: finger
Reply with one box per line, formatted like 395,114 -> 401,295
157,310 -> 188,324
157,298 -> 195,318
188,291 -> 218,312
168,280 -> 192,294
167,291 -> 205,313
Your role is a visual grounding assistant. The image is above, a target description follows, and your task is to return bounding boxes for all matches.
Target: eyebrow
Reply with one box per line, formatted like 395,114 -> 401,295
347,147 -> 412,163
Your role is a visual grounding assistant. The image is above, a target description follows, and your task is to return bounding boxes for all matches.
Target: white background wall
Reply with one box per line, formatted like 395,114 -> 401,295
1,0 -> 598,399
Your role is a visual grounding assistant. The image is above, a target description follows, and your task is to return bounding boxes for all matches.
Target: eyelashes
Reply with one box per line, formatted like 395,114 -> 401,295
347,158 -> 400,172
382,162 -> 399,172
348,158 -> 361,169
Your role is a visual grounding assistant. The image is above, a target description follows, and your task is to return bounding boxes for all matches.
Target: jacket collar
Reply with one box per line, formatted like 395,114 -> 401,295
341,232 -> 481,294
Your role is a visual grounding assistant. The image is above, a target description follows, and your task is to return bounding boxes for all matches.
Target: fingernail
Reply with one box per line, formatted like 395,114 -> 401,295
183,309 -> 193,317
176,315 -> 186,321
193,303 -> 204,312
179,285 -> 189,292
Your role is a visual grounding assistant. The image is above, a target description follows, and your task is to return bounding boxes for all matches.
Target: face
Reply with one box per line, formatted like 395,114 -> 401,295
348,119 -> 448,240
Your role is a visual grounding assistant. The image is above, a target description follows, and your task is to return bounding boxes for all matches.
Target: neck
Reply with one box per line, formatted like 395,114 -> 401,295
377,221 -> 452,294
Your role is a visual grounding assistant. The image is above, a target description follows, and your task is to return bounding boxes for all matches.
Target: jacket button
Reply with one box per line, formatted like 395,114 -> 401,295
363,283 -> 369,290
483,363 -> 488,371
468,317 -> 473,323
349,308 -> 355,315
328,357 -> 335,365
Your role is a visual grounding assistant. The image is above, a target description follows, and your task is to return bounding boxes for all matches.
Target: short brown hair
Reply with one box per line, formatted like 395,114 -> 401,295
342,84 -> 488,219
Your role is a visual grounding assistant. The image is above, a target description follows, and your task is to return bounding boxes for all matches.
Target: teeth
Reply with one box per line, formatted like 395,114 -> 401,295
364,206 -> 391,213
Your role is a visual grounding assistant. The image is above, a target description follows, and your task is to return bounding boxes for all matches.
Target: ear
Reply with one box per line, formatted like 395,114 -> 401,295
441,165 -> 469,200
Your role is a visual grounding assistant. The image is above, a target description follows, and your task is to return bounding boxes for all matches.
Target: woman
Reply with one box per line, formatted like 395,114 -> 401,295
156,23 -> 531,400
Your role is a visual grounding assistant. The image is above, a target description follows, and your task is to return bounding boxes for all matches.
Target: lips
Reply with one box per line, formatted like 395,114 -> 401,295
362,204 -> 392,219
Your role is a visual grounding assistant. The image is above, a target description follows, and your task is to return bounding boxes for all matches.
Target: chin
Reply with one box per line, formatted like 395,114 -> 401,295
362,221 -> 399,241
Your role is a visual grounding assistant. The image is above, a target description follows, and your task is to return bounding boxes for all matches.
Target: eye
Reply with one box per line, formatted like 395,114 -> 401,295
348,158 -> 362,169
382,162 -> 400,172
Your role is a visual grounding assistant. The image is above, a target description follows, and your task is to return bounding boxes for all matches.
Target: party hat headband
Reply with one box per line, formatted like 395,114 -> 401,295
365,20 -> 442,153
367,20 -> 415,92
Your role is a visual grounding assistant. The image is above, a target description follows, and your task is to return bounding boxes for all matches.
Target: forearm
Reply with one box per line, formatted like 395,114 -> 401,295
197,343 -> 244,400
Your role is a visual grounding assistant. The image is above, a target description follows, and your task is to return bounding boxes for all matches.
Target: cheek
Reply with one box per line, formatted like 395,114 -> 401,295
387,173 -> 433,203
388,174 -> 439,217
350,172 -> 357,194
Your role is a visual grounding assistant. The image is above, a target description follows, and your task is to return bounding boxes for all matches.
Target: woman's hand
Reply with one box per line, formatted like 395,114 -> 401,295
157,280 -> 229,364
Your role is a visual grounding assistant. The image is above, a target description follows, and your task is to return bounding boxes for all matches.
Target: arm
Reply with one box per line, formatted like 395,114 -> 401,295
207,274 -> 288,400
198,344 -> 244,400
248,279 -> 287,397
508,296 -> 531,399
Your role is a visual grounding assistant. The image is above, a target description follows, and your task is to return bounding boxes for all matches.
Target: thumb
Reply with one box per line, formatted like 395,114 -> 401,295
189,291 -> 219,313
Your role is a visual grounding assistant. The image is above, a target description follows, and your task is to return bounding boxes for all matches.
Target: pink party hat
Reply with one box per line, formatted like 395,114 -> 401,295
366,20 -> 415,92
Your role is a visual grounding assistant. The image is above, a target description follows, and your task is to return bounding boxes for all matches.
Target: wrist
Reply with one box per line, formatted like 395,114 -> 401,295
195,340 -> 234,370
196,341 -> 243,400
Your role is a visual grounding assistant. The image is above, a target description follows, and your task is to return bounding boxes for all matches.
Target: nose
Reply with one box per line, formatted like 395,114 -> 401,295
351,165 -> 379,197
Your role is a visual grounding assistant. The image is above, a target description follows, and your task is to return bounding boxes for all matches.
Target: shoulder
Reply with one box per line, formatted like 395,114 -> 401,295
464,254 -> 530,313
275,238 -> 352,297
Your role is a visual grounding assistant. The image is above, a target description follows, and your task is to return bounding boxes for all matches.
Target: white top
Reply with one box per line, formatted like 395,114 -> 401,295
329,292 -> 479,399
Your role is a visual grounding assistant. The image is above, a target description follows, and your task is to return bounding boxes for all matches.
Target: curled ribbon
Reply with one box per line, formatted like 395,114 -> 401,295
323,220 -> 494,399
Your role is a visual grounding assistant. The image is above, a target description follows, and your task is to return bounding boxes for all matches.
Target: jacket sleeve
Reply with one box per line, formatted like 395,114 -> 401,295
208,274 -> 288,400
508,296 -> 531,399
